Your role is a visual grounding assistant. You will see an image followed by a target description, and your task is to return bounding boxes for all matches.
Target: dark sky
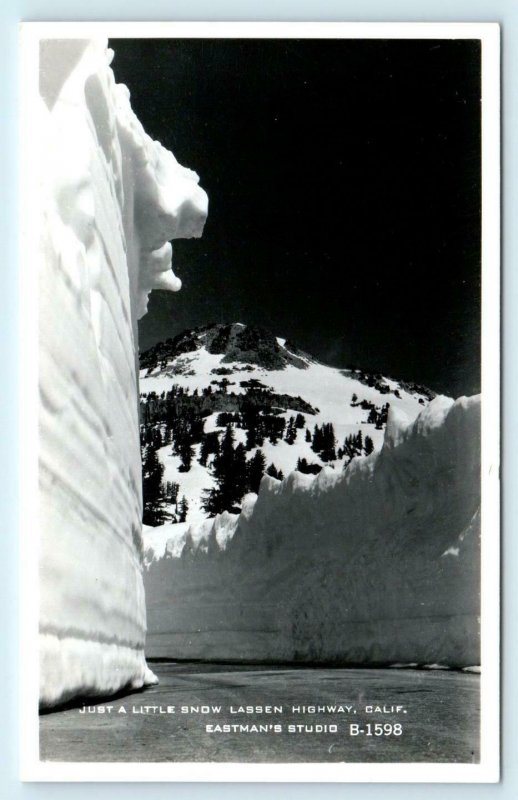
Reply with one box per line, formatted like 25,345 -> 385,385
110,38 -> 481,397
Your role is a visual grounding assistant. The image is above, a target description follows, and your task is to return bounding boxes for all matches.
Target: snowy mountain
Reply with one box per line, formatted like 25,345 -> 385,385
139,322 -> 436,529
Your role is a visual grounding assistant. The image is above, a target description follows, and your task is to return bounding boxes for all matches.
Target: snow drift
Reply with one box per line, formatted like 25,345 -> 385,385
145,395 -> 481,666
38,39 -> 207,706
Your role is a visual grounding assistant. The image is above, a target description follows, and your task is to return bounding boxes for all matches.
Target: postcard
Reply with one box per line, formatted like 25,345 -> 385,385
19,21 -> 500,782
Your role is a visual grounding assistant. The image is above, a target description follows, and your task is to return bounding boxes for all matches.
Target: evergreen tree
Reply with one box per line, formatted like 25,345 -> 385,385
312,424 -> 323,453
367,407 -> 378,425
202,426 -> 248,515
178,442 -> 194,472
178,495 -> 189,523
285,416 -> 297,445
342,434 -> 358,464
212,424 -> 236,482
266,463 -> 280,479
142,445 -> 165,526
165,481 -> 180,504
355,429 -> 363,452
234,443 -> 248,499
305,428 -> 312,443
320,423 -> 337,462
247,449 -> 266,494
152,427 -> 163,448
244,408 -> 259,450
268,417 -> 285,444
199,431 -> 220,466
199,436 -> 210,467
295,413 -> 305,429
364,435 -> 374,455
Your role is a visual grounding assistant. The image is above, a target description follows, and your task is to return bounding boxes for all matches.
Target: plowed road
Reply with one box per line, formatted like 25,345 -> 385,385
40,662 -> 479,763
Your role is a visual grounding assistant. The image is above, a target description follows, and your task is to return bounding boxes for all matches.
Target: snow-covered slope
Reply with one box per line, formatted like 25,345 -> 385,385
38,39 -> 207,706
144,395 -> 480,666
139,322 -> 435,525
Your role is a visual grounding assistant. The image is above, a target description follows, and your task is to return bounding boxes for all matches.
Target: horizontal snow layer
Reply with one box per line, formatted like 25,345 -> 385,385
145,396 -> 481,666
40,635 -> 158,708
38,39 -> 207,706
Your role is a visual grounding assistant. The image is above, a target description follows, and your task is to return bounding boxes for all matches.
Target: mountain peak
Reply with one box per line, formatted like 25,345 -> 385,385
140,322 -> 312,372
205,323 -> 310,370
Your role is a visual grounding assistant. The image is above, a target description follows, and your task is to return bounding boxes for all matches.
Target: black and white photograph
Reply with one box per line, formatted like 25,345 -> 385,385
20,21 -> 500,782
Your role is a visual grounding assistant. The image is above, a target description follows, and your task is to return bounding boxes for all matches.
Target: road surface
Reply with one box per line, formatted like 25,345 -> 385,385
40,662 -> 479,763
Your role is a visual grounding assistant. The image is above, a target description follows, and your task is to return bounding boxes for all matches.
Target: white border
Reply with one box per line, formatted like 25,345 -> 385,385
19,20 -> 501,784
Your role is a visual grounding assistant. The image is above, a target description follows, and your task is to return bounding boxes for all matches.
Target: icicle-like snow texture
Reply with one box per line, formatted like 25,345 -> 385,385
145,396 -> 481,666
38,39 -> 207,707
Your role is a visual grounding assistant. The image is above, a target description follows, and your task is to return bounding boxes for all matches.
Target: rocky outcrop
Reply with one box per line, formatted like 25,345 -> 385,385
141,323 -> 310,372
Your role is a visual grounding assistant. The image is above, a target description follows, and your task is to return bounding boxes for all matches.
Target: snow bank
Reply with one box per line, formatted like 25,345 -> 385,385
38,39 -> 207,706
145,395 -> 481,666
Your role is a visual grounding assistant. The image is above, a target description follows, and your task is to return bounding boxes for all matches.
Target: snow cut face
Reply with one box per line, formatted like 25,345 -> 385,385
38,39 -> 207,707
144,395 -> 481,668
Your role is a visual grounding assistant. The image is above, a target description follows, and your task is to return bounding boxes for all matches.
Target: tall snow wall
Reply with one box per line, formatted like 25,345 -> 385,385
145,396 -> 481,666
38,39 -> 207,707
